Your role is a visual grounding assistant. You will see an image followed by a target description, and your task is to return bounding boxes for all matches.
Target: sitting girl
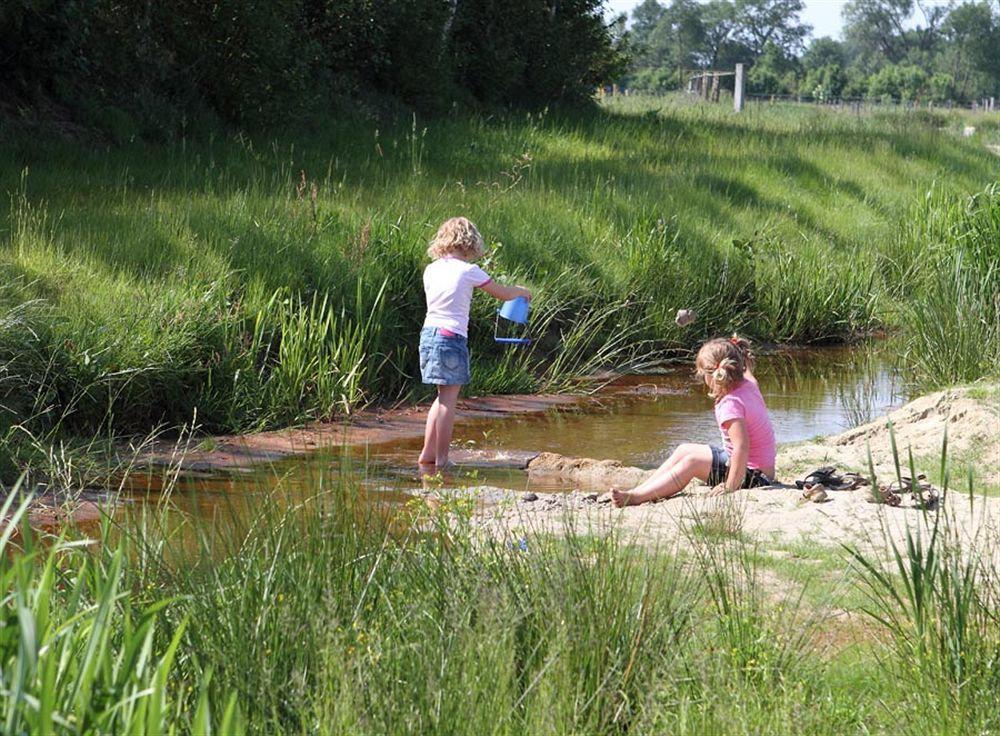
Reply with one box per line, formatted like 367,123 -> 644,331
611,335 -> 775,507
418,217 -> 531,469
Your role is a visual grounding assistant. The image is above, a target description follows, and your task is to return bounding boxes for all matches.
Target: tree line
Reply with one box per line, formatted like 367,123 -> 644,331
623,0 -> 1000,104
1,0 -> 625,139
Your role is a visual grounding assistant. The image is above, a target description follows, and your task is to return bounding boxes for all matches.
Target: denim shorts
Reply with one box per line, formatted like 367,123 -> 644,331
707,445 -> 772,488
419,327 -> 471,385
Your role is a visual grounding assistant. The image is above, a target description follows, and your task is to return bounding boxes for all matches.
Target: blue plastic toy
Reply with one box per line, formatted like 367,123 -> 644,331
494,296 -> 531,345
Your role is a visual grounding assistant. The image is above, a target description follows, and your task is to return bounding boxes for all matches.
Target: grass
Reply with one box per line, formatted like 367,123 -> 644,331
4,436 -> 997,734
0,490 -> 242,734
896,185 -> 1000,388
1,98 -> 998,480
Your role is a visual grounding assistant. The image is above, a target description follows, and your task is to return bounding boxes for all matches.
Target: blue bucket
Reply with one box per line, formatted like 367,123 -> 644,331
495,297 -> 531,346
498,297 -> 530,324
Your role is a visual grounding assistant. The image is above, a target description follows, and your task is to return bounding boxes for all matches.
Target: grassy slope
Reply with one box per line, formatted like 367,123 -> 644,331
1,100 -> 997,464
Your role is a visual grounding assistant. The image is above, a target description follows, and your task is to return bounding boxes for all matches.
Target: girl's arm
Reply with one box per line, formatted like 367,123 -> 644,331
480,281 -> 531,302
711,418 -> 749,495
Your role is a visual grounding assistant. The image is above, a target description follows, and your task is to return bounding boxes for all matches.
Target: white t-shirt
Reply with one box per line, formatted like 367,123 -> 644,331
422,257 -> 492,337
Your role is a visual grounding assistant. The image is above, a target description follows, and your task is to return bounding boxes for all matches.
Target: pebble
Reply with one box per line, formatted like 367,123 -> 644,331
522,492 -> 538,502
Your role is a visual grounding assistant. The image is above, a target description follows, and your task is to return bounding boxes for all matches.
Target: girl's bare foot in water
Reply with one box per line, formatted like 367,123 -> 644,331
611,488 -> 638,507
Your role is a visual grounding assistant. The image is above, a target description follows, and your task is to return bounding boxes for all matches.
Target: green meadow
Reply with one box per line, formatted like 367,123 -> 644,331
2,99 -> 998,478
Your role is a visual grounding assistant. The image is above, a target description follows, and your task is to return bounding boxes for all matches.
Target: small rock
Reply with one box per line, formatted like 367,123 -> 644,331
522,492 -> 538,502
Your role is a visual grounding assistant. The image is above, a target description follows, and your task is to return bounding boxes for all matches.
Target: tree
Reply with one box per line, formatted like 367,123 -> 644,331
843,0 -> 949,64
801,63 -> 848,99
866,62 -> 929,100
734,0 -> 811,56
747,41 -> 799,93
630,0 -> 667,55
656,0 -> 708,69
802,37 -> 846,70
941,1 -> 1000,98
700,0 -> 739,67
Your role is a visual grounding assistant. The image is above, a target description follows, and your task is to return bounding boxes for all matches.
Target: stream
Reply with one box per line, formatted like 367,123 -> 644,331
150,344 -> 909,517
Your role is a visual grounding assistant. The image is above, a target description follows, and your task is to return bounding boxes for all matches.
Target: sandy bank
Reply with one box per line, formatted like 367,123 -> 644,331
459,385 -> 1000,552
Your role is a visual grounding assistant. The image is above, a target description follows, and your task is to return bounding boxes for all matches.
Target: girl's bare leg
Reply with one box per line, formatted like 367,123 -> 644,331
433,385 -> 462,467
612,444 -> 713,507
418,398 -> 440,465
641,443 -> 699,484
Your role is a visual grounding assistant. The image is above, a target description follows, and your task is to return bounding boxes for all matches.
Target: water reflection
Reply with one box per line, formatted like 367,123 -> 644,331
368,344 -> 906,470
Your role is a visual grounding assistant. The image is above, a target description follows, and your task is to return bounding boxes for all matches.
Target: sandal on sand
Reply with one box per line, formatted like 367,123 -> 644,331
796,467 -> 870,491
835,472 -> 869,490
801,484 -> 829,503
865,486 -> 902,507
795,466 -> 838,490
887,474 -> 932,494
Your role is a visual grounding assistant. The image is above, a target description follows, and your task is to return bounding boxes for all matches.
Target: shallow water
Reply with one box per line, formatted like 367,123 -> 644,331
148,345 -> 908,513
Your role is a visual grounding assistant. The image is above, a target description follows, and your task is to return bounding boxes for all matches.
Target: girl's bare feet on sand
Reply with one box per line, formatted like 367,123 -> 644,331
610,488 -> 637,507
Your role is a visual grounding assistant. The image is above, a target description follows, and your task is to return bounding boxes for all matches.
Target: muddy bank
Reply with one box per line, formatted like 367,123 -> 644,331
144,393 -> 580,471
0,491 -> 107,538
461,385 -> 1000,551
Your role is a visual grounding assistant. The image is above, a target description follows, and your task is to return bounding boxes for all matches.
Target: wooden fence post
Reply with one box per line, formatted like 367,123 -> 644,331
734,63 -> 744,112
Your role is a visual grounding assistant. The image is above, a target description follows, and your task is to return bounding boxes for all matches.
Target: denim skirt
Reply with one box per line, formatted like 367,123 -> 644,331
707,445 -> 772,488
419,327 -> 471,385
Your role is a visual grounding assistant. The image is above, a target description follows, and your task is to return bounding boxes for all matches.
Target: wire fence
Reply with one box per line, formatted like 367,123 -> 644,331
600,86 -> 998,114
743,92 -> 997,113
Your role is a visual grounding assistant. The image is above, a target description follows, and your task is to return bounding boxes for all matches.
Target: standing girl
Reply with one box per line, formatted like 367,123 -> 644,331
611,335 -> 776,506
418,217 -> 531,469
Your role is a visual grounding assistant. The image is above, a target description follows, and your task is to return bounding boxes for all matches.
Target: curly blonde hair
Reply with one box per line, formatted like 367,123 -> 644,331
427,217 -> 486,261
695,334 -> 755,400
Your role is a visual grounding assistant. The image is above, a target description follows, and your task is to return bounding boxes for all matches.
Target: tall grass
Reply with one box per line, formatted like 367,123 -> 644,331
1,101 -> 997,476
897,184 -> 1000,387
3,434 -> 999,733
849,473 -> 1000,732
0,489 -> 240,734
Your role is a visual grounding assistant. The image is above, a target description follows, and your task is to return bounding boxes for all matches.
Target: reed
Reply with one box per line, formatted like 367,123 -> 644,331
3,431 -> 999,733
0,489 -> 239,734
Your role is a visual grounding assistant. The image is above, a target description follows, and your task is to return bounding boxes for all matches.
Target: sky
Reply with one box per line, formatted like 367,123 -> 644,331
603,0 -> 849,40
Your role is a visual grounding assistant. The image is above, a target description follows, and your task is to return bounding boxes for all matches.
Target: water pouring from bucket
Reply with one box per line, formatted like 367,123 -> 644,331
495,296 -> 531,345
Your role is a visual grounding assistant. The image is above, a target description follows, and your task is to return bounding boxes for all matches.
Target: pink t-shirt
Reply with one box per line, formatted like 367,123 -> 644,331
714,377 -> 776,471
422,257 -> 492,337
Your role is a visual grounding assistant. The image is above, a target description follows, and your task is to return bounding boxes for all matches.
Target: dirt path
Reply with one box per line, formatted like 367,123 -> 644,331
459,385 -> 1000,553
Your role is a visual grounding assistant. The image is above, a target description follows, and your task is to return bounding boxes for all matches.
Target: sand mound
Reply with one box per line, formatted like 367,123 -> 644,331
831,387 -> 998,478
527,452 -> 651,488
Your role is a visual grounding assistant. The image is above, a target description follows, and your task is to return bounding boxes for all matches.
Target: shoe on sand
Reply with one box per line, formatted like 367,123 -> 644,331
887,474 -> 932,494
865,486 -> 902,506
796,467 -> 870,491
801,483 -> 829,503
